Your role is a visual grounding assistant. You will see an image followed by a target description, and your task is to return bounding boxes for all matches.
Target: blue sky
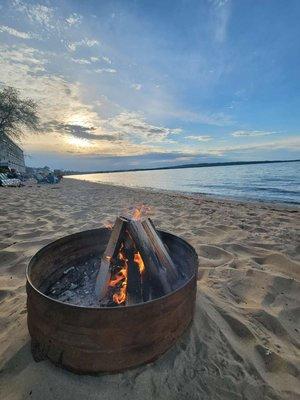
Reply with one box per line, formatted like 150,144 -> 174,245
0,0 -> 299,171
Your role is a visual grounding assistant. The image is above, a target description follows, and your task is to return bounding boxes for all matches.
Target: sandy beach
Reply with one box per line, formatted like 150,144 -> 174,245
0,178 -> 299,400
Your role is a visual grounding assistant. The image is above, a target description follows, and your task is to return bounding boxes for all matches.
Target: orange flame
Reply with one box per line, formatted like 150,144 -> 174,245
105,222 -> 114,230
106,238 -> 146,305
131,204 -> 151,221
132,207 -> 142,221
109,245 -> 128,305
134,251 -> 145,274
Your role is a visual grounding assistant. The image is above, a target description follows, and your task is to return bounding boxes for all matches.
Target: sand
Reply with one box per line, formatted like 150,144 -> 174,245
0,178 -> 299,400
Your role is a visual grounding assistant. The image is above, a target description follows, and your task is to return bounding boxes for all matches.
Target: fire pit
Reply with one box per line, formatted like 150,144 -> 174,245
26,223 -> 198,374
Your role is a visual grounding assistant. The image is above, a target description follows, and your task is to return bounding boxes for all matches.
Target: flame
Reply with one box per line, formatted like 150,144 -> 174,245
109,245 -> 128,305
108,267 -> 126,286
134,251 -> 145,274
106,240 -> 146,305
132,207 -> 142,221
132,205 -> 151,221
105,222 -> 113,230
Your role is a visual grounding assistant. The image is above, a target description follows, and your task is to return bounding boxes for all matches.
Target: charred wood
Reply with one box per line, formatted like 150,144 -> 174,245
95,217 -> 127,299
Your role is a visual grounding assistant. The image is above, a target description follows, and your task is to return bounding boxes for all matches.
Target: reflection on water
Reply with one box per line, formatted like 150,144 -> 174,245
67,162 -> 300,205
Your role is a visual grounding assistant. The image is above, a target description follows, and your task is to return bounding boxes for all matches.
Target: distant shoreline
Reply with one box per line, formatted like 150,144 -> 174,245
63,158 -> 299,176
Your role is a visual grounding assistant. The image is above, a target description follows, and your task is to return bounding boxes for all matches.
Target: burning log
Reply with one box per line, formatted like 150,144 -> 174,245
141,218 -> 178,284
126,220 -> 172,296
95,214 -> 179,306
94,216 -> 127,299
125,241 -> 143,305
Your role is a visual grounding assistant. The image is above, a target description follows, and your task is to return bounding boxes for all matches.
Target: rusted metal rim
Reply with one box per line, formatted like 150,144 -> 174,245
26,228 -> 198,310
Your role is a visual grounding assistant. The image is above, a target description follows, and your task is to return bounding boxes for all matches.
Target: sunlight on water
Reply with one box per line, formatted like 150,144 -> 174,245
67,162 -> 300,205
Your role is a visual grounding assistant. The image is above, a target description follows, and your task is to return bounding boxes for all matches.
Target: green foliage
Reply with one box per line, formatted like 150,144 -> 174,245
0,86 -> 39,141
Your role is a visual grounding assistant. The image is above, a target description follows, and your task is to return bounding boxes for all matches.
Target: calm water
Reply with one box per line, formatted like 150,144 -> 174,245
68,162 -> 300,205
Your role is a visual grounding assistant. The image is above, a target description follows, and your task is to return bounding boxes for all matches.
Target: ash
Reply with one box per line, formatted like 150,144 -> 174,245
46,258 -> 115,307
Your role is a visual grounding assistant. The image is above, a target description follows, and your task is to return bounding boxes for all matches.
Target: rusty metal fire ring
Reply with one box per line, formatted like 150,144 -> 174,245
26,228 -> 198,374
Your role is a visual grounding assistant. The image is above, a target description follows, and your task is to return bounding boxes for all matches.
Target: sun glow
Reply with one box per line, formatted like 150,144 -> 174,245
66,114 -> 92,127
67,136 -> 92,148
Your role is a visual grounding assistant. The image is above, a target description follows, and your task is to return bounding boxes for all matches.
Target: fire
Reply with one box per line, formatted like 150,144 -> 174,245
131,205 -> 151,221
109,267 -> 126,287
134,251 -> 145,274
107,244 -> 146,305
109,245 -> 128,305
111,266 -> 127,304
105,222 -> 114,230
132,207 -> 142,221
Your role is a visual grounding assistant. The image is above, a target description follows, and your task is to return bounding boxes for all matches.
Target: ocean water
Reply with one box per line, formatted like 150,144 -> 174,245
68,161 -> 300,205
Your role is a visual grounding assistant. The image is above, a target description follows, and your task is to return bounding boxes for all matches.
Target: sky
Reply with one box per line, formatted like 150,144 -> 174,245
0,0 -> 299,171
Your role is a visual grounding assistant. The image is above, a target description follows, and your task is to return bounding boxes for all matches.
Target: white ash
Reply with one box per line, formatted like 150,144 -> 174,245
46,258 -> 117,307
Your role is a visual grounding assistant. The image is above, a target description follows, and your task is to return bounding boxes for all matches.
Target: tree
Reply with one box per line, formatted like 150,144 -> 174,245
0,86 -> 39,141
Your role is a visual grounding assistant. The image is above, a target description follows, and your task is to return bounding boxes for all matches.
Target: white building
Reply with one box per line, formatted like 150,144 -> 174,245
0,133 -> 26,173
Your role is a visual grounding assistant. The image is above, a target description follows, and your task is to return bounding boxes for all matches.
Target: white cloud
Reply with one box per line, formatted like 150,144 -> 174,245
208,137 -> 300,156
131,83 -> 142,91
90,56 -> 99,62
0,25 -> 39,40
107,112 -> 181,143
0,43 -> 46,70
102,56 -> 112,64
66,13 -> 82,27
185,135 -> 212,141
12,1 -> 55,30
72,58 -> 91,65
86,39 -> 99,47
210,0 -> 231,43
67,38 -> 99,52
231,130 -> 277,137
95,68 -> 117,74
165,109 -> 233,126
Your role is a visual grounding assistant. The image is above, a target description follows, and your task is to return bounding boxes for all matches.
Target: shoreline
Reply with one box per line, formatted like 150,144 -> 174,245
66,176 -> 300,211
0,178 -> 299,400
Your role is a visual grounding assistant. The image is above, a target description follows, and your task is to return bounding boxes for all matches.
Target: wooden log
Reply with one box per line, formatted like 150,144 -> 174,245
126,257 -> 143,305
142,218 -> 179,284
103,216 -> 128,259
125,234 -> 152,303
123,235 -> 142,305
95,217 -> 128,299
127,220 -> 172,296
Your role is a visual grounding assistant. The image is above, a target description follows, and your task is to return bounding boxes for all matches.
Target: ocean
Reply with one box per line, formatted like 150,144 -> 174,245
68,161 -> 300,205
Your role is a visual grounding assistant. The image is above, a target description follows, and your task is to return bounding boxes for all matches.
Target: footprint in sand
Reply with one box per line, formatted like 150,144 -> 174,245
197,245 -> 234,280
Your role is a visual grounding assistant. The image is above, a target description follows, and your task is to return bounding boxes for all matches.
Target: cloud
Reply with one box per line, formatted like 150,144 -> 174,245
210,137 -> 300,155
102,56 -> 112,64
0,25 -> 40,40
72,56 -> 101,64
108,112 -> 182,143
131,83 -> 142,91
42,121 -> 117,141
210,0 -> 231,43
12,1 -> 55,31
157,108 -> 233,127
95,68 -> 117,73
0,43 -> 47,72
71,58 -> 91,65
231,130 -> 277,137
66,13 -> 82,27
67,38 -> 99,52
185,135 -> 212,142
